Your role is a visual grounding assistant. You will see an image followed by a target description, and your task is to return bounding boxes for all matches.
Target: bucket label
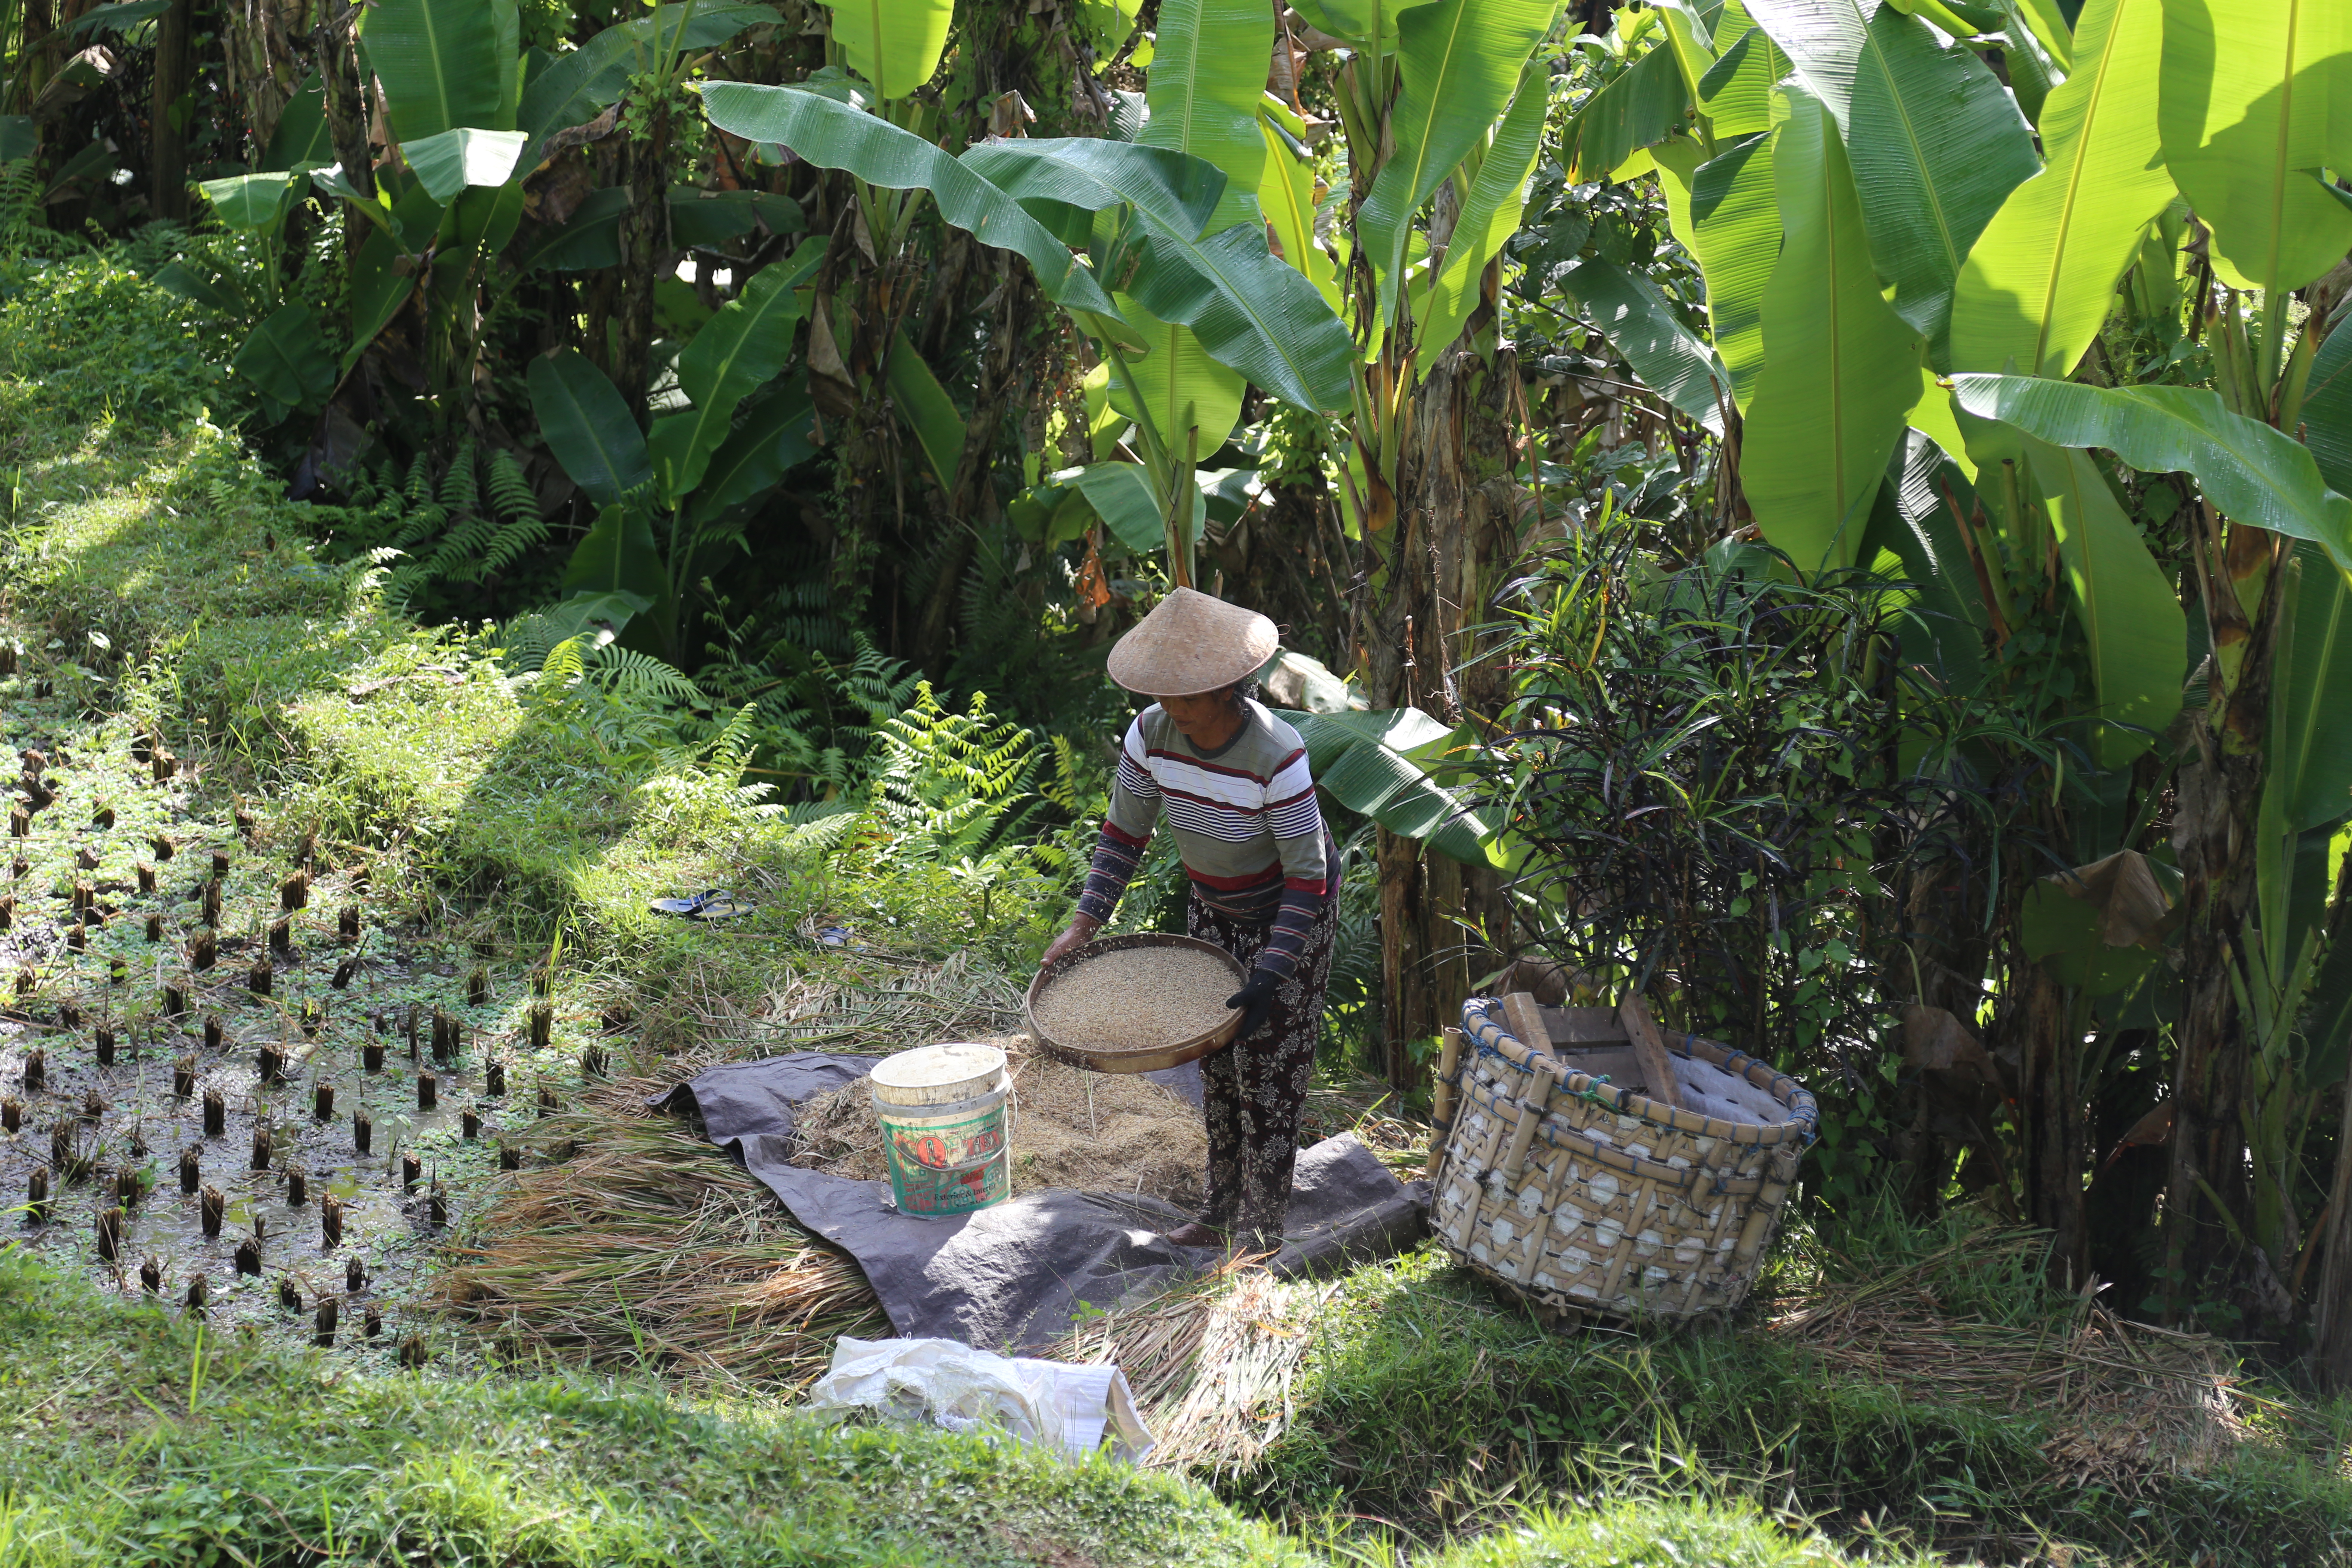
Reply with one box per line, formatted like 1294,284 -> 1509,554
883,1106 -> 1009,1216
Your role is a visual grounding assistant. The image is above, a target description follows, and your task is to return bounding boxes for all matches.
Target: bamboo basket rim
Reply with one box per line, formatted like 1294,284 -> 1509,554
1458,996 -> 1817,1149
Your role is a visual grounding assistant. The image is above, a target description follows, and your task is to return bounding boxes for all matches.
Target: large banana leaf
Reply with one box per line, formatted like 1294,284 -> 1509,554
401,128 -> 528,203
529,350 -> 654,509
645,242 -> 827,501
364,0 -> 505,142
1746,0 -> 2036,362
1289,0 -> 1442,47
1414,67 -> 1548,359
1742,87 -> 1923,574
1865,429 -> 1991,688
2020,436 -> 2184,764
824,0 -> 954,100
1108,301 -> 1247,455
1139,0 -> 1270,230
1947,0 -> 2169,378
1949,374 -> 2352,570
700,85 -> 1118,319
1698,6 -> 1791,136
1285,708 -> 1502,866
1557,38 -> 1690,181
231,304 -> 337,410
1990,0 -> 2061,125
1687,131 -> 1779,413
1257,121 -> 1341,310
520,5 -> 776,154
560,505 -> 670,638
2302,308 -> 2352,496
2275,541 -> 2352,832
1554,258 -> 1729,433
2157,0 -> 2352,299
692,375 -> 819,524
198,171 -> 301,231
264,73 -> 334,172
1067,462 -> 1202,553
1356,0 -> 1560,336
342,236 -> 418,375
886,331 -> 968,492
962,138 -> 1355,412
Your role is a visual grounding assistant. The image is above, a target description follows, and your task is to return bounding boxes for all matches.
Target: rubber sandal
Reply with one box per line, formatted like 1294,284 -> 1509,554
650,888 -> 733,917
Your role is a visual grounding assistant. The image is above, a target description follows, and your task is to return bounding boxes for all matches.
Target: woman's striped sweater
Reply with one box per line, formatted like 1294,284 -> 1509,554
1075,701 -> 1337,978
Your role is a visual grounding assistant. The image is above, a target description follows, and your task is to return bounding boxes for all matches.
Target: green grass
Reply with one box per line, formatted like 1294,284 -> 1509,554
0,1253 -> 1309,1568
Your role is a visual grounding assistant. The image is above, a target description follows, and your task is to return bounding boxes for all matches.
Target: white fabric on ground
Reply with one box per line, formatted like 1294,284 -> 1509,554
809,1336 -> 1155,1462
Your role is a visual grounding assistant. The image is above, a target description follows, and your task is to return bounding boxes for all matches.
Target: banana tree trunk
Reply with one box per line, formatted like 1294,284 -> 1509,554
312,9 -> 372,265
2006,959 -> 2086,1285
148,0 -> 191,220
2166,518 -> 2288,1327
915,249 -> 1037,657
2315,1080 -> 2352,1390
220,0 -> 315,154
1366,335 -> 1521,1090
613,101 -> 673,426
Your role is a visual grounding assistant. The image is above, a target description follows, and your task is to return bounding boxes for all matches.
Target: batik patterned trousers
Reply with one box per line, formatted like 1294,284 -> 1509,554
1186,885 -> 1339,1247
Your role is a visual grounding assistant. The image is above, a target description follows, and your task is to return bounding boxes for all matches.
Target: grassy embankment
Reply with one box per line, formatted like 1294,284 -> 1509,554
0,250 -> 2345,1568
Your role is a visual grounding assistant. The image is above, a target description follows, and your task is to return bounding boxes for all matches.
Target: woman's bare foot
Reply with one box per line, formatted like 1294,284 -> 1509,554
1162,1221 -> 1224,1247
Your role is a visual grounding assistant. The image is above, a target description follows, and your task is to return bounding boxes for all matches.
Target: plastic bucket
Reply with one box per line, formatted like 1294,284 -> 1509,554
870,1043 -> 1012,1217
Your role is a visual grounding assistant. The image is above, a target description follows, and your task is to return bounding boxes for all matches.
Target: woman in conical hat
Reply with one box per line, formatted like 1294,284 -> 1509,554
1041,587 -> 1342,1251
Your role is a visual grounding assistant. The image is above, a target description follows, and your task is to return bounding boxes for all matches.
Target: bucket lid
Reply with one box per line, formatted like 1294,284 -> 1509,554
870,1043 -> 1008,1107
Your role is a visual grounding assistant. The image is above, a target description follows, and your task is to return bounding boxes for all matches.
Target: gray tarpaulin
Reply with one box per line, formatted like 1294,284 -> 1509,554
659,1051 -> 1429,1353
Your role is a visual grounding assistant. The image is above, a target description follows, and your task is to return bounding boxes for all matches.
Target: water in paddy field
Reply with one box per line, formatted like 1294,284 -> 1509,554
0,662 -> 596,1358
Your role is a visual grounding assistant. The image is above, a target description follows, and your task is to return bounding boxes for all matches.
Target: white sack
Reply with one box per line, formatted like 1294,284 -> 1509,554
808,1336 -> 1155,1462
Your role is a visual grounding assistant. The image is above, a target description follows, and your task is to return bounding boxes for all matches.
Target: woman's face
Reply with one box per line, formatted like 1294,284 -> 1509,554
1158,686 -> 1241,745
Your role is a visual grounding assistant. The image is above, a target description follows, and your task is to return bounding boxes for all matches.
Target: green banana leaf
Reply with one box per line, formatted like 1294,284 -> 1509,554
2273,542 -> 2352,833
0,119 -> 34,163
1415,66 -> 1548,359
1687,131 -> 1778,412
1356,0 -> 1560,337
402,128 -> 528,203
1066,462 -> 1204,554
518,187 -> 629,272
263,73 -> 335,172
1747,0 -> 2037,362
1284,707 -> 1503,867
1947,0 -> 2170,378
520,4 -> 777,155
1288,0 -> 1441,47
342,235 -> 418,374
886,331 -> 968,492
671,188 -> 804,247
1698,11 -> 1791,136
1257,120 -> 1341,310
231,304 -> 337,410
2020,435 -> 2184,765
823,0 -> 953,99
1558,38 -> 1689,181
699,84 -> 1119,320
1990,0 -> 2061,125
2300,298 -> 2352,496
1865,429 -> 1991,689
1138,0 -> 1271,231
1948,374 -> 2352,570
151,261 -> 245,315
364,0 -> 506,142
528,350 -> 654,509
962,138 -> 1356,413
2156,0 -> 2352,299
560,505 -> 671,640
1108,299 -> 1248,456
645,241 -> 827,502
692,375 -> 819,524
197,171 -> 302,231
1742,86 -> 1924,575
1554,257 -> 1730,433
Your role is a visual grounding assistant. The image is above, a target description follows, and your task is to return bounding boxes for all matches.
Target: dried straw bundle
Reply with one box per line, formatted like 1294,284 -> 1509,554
1772,1227 -> 2245,1489
790,1034 -> 1207,1208
440,1058 -> 883,1390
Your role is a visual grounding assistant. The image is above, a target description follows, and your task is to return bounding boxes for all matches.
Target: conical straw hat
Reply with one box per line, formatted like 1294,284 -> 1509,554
1106,587 -> 1280,697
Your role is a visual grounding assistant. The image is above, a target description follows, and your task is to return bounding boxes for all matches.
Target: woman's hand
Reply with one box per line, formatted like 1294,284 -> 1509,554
1041,914 -> 1102,968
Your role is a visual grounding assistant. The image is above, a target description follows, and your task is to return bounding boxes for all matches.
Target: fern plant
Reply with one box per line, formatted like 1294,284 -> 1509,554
864,682 -> 1044,867
345,441 -> 550,619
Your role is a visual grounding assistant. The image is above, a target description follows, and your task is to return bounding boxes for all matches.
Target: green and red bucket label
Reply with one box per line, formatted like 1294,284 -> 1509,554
883,1107 -> 1009,1216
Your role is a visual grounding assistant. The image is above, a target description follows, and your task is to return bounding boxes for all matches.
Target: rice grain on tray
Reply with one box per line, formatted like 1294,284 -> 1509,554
1032,947 -> 1236,1052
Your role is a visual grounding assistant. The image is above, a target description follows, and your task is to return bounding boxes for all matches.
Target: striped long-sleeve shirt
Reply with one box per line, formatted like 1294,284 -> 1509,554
1074,701 -> 1338,977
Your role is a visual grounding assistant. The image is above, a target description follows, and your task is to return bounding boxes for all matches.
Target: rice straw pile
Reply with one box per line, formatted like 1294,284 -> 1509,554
1770,1225 -> 2245,1488
790,1033 -> 1207,1208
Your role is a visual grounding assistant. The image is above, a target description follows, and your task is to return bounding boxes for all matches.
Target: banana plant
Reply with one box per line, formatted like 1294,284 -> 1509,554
526,240 -> 828,661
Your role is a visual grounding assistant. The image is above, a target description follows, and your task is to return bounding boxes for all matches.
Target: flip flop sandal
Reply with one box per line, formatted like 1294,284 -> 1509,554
687,896 -> 752,920
649,888 -> 734,917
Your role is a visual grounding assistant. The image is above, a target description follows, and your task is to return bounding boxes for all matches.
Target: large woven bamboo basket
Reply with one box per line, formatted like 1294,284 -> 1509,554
1428,995 -> 1817,1322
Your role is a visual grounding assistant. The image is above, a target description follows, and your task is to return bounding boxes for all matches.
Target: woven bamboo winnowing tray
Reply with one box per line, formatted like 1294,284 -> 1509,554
1429,995 -> 1816,1322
